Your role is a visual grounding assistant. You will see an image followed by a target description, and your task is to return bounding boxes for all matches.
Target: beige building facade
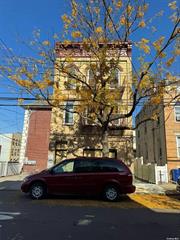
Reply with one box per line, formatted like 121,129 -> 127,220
50,42 -> 133,165
136,93 -> 180,179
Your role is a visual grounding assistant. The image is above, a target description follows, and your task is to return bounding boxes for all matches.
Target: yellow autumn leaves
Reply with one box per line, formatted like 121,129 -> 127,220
138,38 -> 150,54
71,31 -> 82,38
168,1 -> 177,10
95,27 -> 103,34
138,21 -> 146,28
152,37 -> 165,52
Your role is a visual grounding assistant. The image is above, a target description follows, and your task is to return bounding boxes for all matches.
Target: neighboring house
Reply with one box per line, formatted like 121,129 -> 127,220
0,133 -> 21,162
20,102 -> 52,173
50,42 -> 133,165
135,91 -> 180,181
10,133 -> 22,162
0,133 -> 22,176
0,134 -> 13,163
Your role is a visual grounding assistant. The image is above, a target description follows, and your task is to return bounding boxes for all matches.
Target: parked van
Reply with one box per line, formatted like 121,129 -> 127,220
21,157 -> 135,201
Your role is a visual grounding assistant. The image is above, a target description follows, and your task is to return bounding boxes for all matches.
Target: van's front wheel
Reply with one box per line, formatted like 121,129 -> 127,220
103,185 -> 120,201
30,182 -> 46,199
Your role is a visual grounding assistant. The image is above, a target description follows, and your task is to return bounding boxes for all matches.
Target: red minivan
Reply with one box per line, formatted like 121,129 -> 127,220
21,157 -> 135,201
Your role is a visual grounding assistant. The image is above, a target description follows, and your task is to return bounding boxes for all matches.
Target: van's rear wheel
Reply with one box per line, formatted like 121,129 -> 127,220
30,182 -> 46,199
103,185 -> 120,201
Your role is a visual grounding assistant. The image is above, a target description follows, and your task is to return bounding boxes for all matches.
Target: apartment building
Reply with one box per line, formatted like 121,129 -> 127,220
49,42 -> 133,164
0,133 -> 21,163
136,91 -> 180,179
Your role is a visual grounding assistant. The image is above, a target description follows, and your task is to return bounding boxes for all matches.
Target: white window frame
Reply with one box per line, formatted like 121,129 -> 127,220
176,135 -> 180,158
84,108 -> 98,126
64,101 -> 74,125
87,68 -> 96,86
109,68 -> 121,89
66,67 -> 77,89
174,106 -> 180,122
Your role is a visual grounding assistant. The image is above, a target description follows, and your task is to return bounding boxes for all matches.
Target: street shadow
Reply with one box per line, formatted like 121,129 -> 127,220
0,180 -> 22,190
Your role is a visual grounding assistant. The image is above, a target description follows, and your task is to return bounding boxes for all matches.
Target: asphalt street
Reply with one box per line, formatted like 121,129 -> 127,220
0,191 -> 180,240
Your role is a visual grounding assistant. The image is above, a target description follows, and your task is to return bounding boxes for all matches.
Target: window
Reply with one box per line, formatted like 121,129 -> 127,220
137,130 -> 140,138
64,101 -> 74,125
110,69 -> 120,88
84,107 -> 98,125
138,144 -> 141,157
177,84 -> 180,93
66,67 -> 77,89
110,106 -> 120,126
98,160 -> 126,172
175,106 -> 180,122
111,114 -> 120,126
145,143 -> 148,160
88,69 -> 95,87
74,159 -> 126,173
176,136 -> 180,158
109,149 -> 117,158
157,117 -> 160,126
53,160 -> 74,174
144,122 -> 147,134
159,147 -> 162,159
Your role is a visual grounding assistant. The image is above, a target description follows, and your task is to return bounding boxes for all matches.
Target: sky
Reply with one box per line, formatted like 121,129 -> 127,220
0,0 -> 178,134
0,0 -> 66,134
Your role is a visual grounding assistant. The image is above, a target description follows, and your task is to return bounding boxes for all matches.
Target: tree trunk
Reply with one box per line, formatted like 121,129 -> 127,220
101,130 -> 109,157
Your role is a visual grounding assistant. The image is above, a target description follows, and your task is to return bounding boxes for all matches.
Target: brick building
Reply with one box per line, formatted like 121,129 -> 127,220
20,103 -> 52,173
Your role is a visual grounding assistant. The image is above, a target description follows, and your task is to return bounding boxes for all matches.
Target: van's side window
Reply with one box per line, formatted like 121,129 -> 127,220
75,159 -> 100,173
98,160 -> 126,172
74,159 -> 126,173
53,160 -> 74,174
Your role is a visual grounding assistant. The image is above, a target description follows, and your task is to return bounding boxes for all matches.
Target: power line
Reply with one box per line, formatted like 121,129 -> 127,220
0,102 -> 178,107
0,96 -> 179,103
0,97 -> 36,101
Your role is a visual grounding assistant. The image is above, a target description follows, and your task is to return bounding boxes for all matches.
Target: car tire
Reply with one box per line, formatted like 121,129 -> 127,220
103,185 -> 120,202
30,182 -> 46,200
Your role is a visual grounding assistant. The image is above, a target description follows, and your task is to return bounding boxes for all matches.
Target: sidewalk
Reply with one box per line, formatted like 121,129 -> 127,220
0,173 -> 28,190
0,173 -> 28,182
134,179 -> 178,195
135,182 -> 177,195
